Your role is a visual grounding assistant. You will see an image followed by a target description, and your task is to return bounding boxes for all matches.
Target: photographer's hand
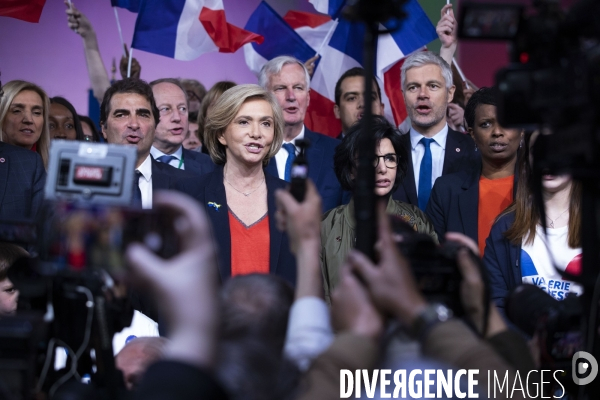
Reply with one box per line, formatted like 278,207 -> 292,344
126,191 -> 219,369
348,201 -> 428,326
331,265 -> 384,341
446,232 -> 507,338
275,180 -> 322,299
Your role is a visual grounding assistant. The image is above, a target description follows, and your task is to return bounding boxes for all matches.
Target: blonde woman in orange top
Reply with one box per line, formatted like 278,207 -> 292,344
174,84 -> 297,285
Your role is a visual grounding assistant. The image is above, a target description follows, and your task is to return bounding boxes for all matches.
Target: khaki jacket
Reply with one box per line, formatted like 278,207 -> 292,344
320,197 -> 437,300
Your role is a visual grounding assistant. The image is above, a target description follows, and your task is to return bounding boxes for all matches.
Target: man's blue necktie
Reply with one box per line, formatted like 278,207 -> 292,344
418,138 -> 435,210
283,143 -> 296,182
132,170 -> 143,208
156,155 -> 177,166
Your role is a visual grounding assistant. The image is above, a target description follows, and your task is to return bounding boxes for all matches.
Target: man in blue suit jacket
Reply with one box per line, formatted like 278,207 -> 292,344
149,79 -> 214,177
259,56 -> 347,213
391,52 -> 478,209
0,142 -> 46,221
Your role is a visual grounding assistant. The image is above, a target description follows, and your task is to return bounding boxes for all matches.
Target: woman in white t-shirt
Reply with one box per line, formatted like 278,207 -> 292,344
482,132 -> 582,309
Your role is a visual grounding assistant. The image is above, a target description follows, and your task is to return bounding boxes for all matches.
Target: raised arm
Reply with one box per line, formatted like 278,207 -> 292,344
437,4 -> 458,67
65,1 -> 110,103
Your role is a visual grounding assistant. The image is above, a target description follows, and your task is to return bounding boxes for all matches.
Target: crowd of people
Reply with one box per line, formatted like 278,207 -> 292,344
0,2 -> 586,399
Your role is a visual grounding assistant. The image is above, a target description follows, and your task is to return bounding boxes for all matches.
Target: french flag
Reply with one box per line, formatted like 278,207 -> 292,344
132,0 -> 263,61
244,0 -> 437,137
111,0 -> 140,13
0,0 -> 46,23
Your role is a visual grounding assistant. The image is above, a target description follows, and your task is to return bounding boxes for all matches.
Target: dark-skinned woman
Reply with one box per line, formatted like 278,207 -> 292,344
426,87 -> 523,255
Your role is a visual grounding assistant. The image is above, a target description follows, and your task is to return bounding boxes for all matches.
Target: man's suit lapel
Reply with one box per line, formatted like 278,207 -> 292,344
205,167 -> 231,281
401,134 -> 418,205
182,149 -> 200,175
151,158 -> 171,190
304,129 -> 323,186
458,169 -> 480,241
0,144 -> 8,208
443,128 -> 468,174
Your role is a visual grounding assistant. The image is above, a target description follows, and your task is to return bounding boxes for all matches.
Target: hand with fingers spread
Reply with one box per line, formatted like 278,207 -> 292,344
437,4 -> 458,66
126,191 -> 219,369
347,201 -> 428,326
331,266 -> 384,341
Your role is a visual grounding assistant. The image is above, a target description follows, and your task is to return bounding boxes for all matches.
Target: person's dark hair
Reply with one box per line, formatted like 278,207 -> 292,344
50,97 -> 85,141
334,115 -> 408,193
334,67 -> 382,106
216,337 -> 300,400
149,78 -> 189,105
100,78 -> 160,127
198,81 -> 236,154
220,274 -> 294,352
78,115 -> 101,142
0,242 -> 29,281
464,87 -> 498,129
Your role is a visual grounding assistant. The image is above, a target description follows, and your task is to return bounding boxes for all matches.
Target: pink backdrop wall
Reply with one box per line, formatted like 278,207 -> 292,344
0,0 -> 314,115
1,0 -> 578,116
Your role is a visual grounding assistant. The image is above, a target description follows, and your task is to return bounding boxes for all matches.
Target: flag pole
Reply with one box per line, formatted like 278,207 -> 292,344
113,7 -> 127,57
127,48 -> 133,78
452,57 -> 469,89
315,18 -> 339,57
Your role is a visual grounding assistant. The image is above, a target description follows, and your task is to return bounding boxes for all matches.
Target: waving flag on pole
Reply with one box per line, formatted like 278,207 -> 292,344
308,0 -> 345,19
132,0 -> 263,61
0,0 -> 46,23
243,2 -> 316,76
111,0 -> 140,13
243,0 -> 436,137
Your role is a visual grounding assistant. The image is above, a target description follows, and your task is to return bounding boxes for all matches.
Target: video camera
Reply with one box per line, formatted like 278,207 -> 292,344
0,141 -> 179,399
460,1 -> 600,396
459,0 -> 600,179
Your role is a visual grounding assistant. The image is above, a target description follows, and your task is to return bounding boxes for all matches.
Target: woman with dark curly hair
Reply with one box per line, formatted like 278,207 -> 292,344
321,116 -> 437,299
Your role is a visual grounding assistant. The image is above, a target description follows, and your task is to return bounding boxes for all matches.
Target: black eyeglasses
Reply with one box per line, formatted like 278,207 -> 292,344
373,153 -> 398,168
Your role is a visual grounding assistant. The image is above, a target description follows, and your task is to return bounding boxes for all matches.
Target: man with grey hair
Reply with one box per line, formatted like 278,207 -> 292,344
149,78 -> 214,177
392,51 -> 477,210
259,56 -> 347,212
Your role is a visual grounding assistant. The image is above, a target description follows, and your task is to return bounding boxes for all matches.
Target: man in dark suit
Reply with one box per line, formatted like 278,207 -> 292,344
100,78 -> 193,209
149,78 -> 214,176
259,56 -> 347,213
0,142 -> 46,221
392,52 -> 478,210
333,67 -> 385,140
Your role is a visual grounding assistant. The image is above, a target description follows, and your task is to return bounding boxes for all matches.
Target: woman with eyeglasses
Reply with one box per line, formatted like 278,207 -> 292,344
321,116 -> 437,299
